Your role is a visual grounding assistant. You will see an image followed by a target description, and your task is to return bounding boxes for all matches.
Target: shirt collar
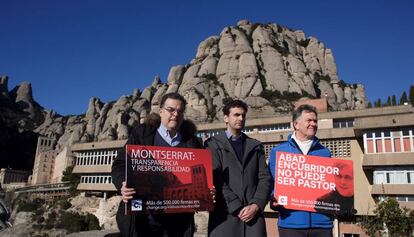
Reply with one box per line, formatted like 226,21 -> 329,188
225,130 -> 243,141
292,131 -> 313,144
158,123 -> 181,140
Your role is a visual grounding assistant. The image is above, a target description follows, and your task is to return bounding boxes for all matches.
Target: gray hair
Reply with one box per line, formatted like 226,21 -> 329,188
292,104 -> 318,122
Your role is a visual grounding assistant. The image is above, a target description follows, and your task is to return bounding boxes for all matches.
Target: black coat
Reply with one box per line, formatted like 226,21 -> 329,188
111,115 -> 202,237
205,133 -> 272,237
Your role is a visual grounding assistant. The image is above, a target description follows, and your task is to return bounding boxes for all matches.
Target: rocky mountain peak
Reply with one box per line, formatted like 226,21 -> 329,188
1,20 -> 368,160
10,81 -> 44,122
0,76 -> 10,102
170,20 -> 366,122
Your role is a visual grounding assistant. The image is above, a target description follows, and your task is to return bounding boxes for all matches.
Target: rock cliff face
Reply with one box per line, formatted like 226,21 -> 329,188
0,76 -> 42,170
0,20 -> 367,159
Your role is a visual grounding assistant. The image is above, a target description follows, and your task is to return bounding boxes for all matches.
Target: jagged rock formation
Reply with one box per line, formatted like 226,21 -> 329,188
0,20 -> 367,160
0,77 -> 42,170
176,20 -> 367,122
0,76 -> 11,105
10,81 -> 44,122
0,76 -> 44,131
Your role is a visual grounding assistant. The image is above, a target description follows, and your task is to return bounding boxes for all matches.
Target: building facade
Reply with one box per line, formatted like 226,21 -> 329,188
71,140 -> 126,199
196,102 -> 414,236
0,168 -> 30,191
69,101 -> 414,237
30,136 -> 57,185
29,136 -> 75,185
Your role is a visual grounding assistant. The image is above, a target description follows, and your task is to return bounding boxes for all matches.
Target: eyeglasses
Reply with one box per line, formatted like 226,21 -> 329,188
336,174 -> 353,181
163,107 -> 184,115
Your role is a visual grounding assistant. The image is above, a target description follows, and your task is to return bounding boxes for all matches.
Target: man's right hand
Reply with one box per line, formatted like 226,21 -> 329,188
121,181 -> 136,203
270,197 -> 279,211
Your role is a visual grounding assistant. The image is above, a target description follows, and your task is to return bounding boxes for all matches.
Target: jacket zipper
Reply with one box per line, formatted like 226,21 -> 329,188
290,138 -> 318,228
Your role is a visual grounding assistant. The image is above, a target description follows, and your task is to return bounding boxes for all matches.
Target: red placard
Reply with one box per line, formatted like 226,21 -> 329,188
274,151 -> 354,215
125,145 -> 214,214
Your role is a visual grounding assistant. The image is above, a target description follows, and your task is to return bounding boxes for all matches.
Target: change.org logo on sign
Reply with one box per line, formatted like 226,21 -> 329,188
278,195 -> 288,205
131,199 -> 143,211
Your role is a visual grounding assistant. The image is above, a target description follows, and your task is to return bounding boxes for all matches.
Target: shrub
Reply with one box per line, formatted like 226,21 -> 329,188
297,39 -> 310,48
62,166 -> 80,196
60,212 -> 84,233
85,213 -> 101,231
59,212 -> 101,234
204,73 -> 218,82
17,197 -> 44,213
338,80 -> 347,89
58,199 -> 71,210
313,72 -> 331,84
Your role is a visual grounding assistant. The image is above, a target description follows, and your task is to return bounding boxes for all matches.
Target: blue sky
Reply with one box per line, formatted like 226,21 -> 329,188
1,0 -> 413,115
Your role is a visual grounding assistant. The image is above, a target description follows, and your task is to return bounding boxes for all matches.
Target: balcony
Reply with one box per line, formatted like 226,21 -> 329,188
73,165 -> 112,174
371,184 -> 414,195
363,152 -> 414,167
399,201 -> 414,210
77,183 -> 116,191
354,113 -> 414,136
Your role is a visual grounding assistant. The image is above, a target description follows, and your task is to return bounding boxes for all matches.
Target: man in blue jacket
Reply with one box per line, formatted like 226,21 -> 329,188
269,104 -> 333,237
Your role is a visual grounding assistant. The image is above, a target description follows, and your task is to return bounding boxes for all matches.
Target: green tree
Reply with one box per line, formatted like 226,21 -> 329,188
362,214 -> 382,237
59,212 -> 101,234
409,85 -> 414,105
387,96 -> 391,106
62,166 -> 80,196
391,95 -> 397,106
367,102 -> 372,108
400,91 -> 408,105
375,98 -> 382,107
362,198 -> 414,237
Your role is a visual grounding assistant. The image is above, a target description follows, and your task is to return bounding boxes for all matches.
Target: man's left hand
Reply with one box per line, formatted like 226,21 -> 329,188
238,203 -> 259,222
210,186 -> 216,203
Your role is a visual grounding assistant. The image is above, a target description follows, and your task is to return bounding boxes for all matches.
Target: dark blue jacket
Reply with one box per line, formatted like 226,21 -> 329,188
269,134 -> 333,229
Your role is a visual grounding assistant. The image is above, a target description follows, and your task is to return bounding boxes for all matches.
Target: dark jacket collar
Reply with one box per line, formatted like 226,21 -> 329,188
129,113 -> 201,148
213,132 -> 261,168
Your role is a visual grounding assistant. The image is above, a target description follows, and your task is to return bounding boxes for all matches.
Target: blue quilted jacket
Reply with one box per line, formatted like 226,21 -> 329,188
269,134 -> 333,229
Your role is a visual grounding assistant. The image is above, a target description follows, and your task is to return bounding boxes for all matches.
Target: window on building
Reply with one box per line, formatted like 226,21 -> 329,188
242,127 -> 254,134
364,128 -> 414,154
343,234 -> 359,237
374,168 -> 414,184
333,118 -> 355,128
257,123 -> 291,133
196,129 -> 223,138
408,171 -> 414,184
374,171 -> 386,184
320,139 -> 351,157
263,142 -> 279,160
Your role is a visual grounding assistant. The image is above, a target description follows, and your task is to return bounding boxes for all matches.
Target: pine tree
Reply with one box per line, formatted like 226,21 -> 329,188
409,85 -> 414,105
392,95 -> 397,106
400,91 -> 408,105
367,102 -> 372,108
387,96 -> 391,106
376,98 -> 382,107
62,166 -> 80,196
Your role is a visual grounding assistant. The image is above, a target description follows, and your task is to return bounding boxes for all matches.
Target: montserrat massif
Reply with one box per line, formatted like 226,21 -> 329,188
0,20 -> 367,157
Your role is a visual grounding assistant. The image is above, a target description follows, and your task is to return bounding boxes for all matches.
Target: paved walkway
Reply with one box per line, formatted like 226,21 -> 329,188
67,230 -> 207,237
66,230 -> 119,237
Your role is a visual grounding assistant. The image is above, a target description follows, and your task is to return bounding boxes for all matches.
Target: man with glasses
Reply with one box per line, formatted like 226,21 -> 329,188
112,93 -> 202,237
